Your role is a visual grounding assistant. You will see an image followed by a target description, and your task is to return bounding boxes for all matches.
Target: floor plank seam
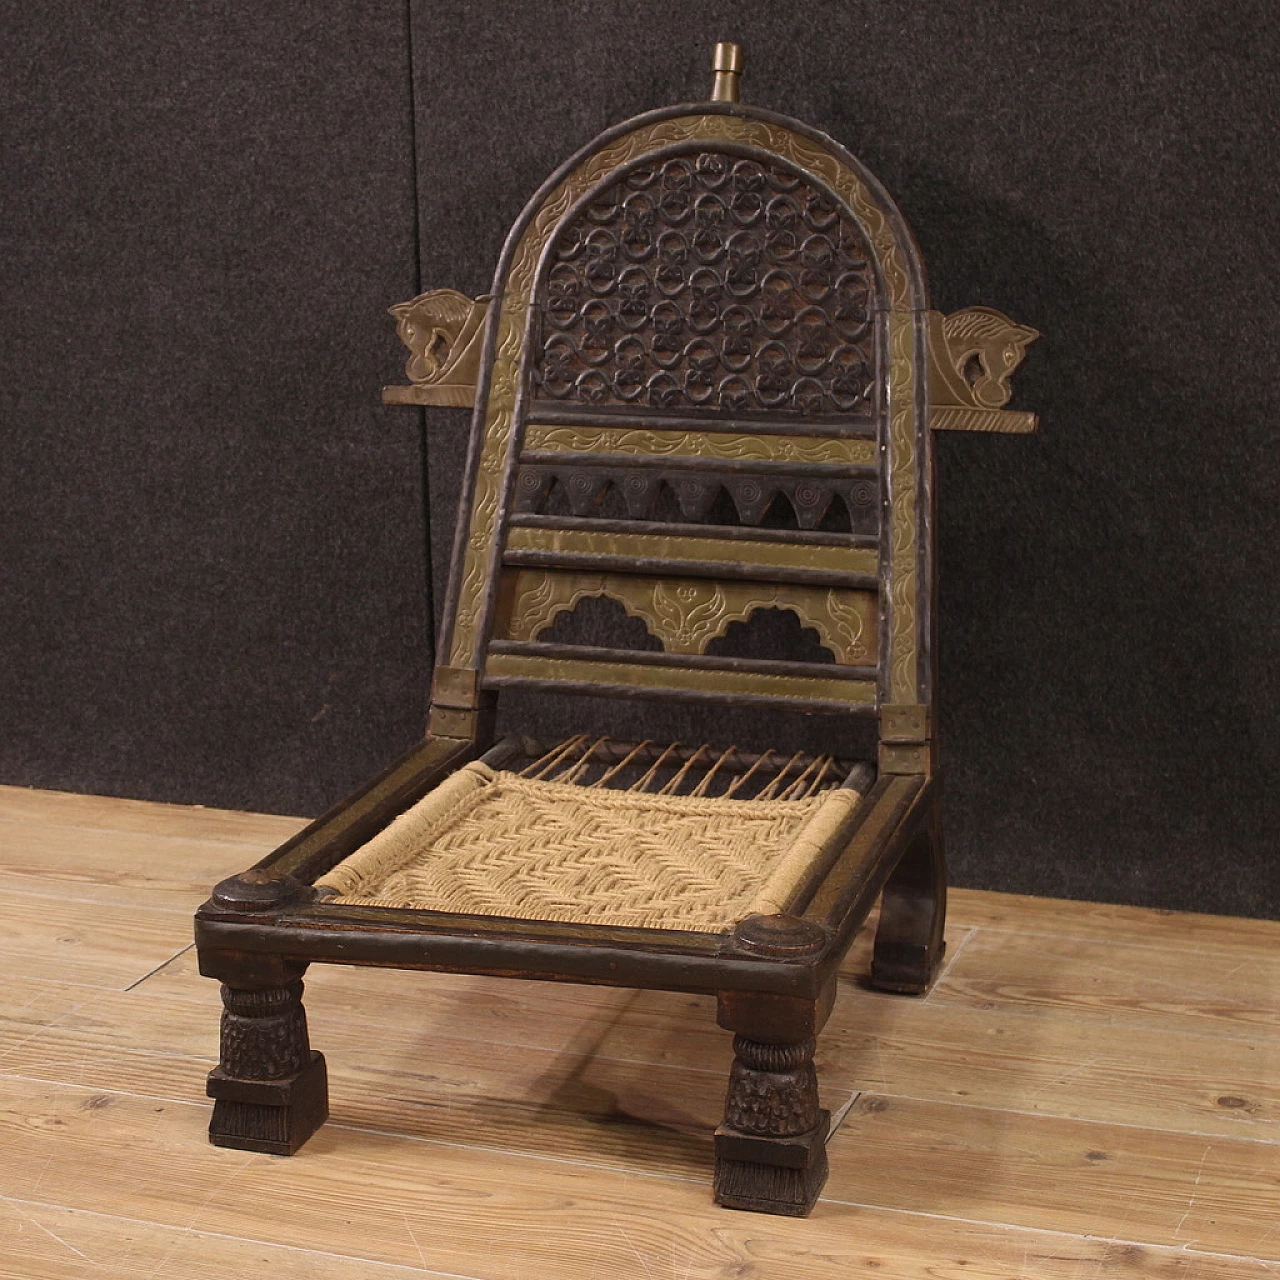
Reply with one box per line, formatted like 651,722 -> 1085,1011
922,926 -> 978,999
811,1193 -> 1280,1265
858,1088 -> 1280,1146
0,1197 -> 490,1280
0,806 -> 306,849
0,1011 -> 93,1070
948,920 -> 1280,957
322,1116 -> 711,1185
12,1059 -> 1275,1170
921,991 -> 1280,1044
0,881 -> 202,914
124,943 -> 195,991
7,1060 -> 1271,1154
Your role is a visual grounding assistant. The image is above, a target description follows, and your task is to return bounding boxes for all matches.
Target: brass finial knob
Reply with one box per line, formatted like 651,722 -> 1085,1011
711,42 -> 743,103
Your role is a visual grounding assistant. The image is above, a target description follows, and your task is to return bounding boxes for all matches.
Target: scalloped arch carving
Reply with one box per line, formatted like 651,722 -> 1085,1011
499,570 -> 874,666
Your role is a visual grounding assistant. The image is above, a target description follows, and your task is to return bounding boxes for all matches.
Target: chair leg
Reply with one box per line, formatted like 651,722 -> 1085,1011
713,982 -> 833,1217
206,971 -> 328,1155
870,801 -> 947,995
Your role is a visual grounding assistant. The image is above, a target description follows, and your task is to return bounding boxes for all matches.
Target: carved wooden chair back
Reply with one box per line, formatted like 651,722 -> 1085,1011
388,94 -> 1035,771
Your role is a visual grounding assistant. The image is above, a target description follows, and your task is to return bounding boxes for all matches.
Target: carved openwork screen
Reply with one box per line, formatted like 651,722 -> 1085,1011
434,109 -> 932,722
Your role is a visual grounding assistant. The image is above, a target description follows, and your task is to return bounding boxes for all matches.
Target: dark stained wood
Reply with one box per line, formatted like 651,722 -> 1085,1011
193,64 -> 1035,1221
509,512 -> 875,549
870,797 -> 948,994
487,639 -> 878,682
500,548 -> 879,590
525,402 -> 878,438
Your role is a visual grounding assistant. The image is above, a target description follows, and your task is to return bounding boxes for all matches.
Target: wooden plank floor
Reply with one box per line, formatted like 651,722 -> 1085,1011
0,784 -> 1276,1279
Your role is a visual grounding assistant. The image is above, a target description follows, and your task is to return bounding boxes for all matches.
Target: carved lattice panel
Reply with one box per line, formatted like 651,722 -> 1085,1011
534,151 -> 879,417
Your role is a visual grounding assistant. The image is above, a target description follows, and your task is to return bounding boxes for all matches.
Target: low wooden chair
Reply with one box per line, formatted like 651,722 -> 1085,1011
195,44 -> 1038,1217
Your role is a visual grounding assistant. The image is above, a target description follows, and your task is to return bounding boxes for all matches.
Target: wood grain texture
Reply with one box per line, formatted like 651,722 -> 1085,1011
932,930 -> 1280,1038
0,785 -> 305,848
0,786 -> 1277,1278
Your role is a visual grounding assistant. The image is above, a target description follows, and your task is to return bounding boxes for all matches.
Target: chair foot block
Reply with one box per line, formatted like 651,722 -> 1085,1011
712,1113 -> 829,1217
869,942 -> 945,995
207,1051 -> 328,1155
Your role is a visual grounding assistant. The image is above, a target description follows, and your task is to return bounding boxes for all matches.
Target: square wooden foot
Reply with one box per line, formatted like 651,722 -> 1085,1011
869,941 -> 946,995
207,1050 -> 328,1155
712,1110 -> 830,1217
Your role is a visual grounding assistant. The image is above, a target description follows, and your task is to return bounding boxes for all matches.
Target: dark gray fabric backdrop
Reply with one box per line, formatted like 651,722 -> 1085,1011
2,2 -> 1276,918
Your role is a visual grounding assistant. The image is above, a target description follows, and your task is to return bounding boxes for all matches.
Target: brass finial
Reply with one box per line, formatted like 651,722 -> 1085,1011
711,42 -> 743,102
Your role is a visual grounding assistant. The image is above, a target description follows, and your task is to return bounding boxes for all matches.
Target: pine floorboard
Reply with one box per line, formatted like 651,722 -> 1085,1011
0,782 -> 1276,1279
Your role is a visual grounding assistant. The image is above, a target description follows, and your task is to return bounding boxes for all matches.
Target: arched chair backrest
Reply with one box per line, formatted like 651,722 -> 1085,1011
428,104 -> 935,753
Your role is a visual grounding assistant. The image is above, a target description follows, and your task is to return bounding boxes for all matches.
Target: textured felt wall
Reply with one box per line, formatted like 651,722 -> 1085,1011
0,2 -> 432,809
2,2 -> 1276,918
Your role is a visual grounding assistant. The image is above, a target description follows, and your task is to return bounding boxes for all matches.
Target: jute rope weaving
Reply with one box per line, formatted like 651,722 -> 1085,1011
317,757 -> 864,932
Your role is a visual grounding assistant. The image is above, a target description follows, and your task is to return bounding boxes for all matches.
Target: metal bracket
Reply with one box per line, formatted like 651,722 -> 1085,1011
880,703 -> 930,743
431,664 -> 481,708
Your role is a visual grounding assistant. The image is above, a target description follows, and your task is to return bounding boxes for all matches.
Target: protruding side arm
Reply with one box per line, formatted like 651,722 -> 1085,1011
926,306 -> 1040,433
381,288 -> 490,407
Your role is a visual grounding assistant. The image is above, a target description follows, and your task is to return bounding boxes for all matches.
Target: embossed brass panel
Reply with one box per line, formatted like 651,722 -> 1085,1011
443,112 -> 923,687
495,568 -> 876,666
503,526 -> 878,577
885,311 -> 919,704
523,424 -> 877,467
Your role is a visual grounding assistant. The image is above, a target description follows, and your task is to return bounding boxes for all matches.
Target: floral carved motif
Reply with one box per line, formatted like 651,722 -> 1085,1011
500,570 -> 873,666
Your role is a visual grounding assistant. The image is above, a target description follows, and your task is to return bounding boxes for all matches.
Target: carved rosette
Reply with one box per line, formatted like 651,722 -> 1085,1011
219,981 -> 311,1081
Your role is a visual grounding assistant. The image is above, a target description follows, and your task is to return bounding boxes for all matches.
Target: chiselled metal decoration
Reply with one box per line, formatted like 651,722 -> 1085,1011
927,306 -> 1040,433
524,424 -> 876,466
533,152 -> 879,419
382,288 -> 489,406
498,569 -> 875,666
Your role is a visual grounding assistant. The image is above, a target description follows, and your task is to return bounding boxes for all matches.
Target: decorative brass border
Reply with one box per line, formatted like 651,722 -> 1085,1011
483,651 -> 877,706
445,113 -> 923,704
523,424 -> 878,467
931,407 -> 1037,433
885,312 -> 918,704
504,526 -> 879,577
497,568 -> 875,666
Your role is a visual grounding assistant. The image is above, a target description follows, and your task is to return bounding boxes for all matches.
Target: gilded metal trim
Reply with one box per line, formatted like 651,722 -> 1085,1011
880,703 -> 929,743
383,289 -> 490,407
483,651 -> 877,706
503,526 -> 878,577
496,568 -> 875,666
444,112 -> 923,697
930,407 -> 1037,433
885,312 -> 918,704
523,424 -> 877,467
926,307 -> 1039,412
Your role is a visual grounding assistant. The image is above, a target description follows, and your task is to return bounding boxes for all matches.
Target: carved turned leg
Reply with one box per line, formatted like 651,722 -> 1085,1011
206,973 -> 329,1155
870,800 -> 947,995
713,1032 -> 830,1216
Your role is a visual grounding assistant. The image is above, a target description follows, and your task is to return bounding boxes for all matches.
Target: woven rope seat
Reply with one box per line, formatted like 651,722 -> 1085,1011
317,736 -> 868,932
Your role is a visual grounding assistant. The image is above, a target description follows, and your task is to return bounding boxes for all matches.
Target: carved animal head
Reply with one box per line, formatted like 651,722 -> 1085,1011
389,288 -> 481,384
941,306 -> 1040,409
